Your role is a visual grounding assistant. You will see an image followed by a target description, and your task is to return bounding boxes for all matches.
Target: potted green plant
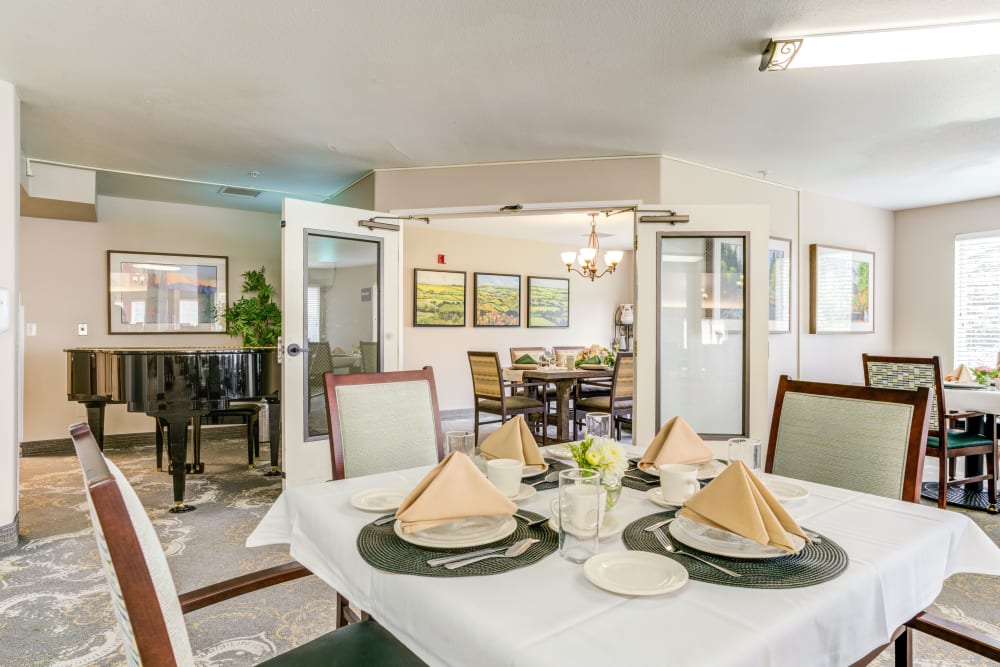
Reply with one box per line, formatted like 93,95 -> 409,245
222,267 -> 281,347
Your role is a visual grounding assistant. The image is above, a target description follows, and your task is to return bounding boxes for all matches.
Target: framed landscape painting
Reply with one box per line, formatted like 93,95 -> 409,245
527,276 -> 569,328
474,272 -> 521,327
809,244 -> 874,334
413,269 -> 466,327
768,237 -> 791,333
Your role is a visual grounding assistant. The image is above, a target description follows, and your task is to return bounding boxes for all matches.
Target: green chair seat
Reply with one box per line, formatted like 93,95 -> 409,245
477,396 -> 544,412
262,620 -> 426,666
927,430 -> 994,449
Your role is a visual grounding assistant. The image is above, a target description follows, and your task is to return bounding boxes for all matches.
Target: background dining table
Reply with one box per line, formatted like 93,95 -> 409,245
520,367 -> 612,441
247,449 -> 1000,667
943,385 -> 999,496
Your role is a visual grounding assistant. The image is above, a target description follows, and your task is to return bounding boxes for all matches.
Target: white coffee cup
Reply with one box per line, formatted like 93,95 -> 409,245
486,458 -> 522,498
550,485 -> 606,534
659,463 -> 700,502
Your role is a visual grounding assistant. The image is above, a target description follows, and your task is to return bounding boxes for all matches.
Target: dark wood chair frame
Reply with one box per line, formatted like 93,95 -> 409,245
572,351 -> 633,440
467,351 -> 549,445
767,377 -> 1000,665
861,354 -> 998,511
322,366 -> 446,482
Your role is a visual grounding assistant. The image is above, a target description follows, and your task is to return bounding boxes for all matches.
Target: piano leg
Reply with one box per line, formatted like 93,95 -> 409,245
264,395 -> 281,477
84,401 -> 108,451
159,413 -> 197,513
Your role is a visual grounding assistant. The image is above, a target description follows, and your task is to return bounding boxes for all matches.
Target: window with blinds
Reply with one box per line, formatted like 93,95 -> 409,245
954,232 -> 1000,368
307,285 -> 321,343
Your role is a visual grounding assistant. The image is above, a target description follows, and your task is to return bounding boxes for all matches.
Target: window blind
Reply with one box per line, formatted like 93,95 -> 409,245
307,285 -> 321,343
954,232 -> 1000,368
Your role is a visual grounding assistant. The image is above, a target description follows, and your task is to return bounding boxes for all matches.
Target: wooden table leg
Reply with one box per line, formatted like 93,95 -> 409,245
554,379 -> 574,441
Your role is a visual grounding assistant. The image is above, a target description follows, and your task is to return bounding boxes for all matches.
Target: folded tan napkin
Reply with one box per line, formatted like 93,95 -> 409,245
480,415 -> 547,470
679,461 -> 808,552
639,416 -> 714,471
332,346 -> 346,355
395,452 -> 517,533
945,364 -> 974,382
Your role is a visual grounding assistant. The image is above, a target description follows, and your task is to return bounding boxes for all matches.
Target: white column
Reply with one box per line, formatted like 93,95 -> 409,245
0,80 -> 20,552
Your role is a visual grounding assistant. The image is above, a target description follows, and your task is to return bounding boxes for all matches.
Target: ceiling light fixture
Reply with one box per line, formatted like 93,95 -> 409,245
560,213 -> 623,281
760,20 -> 1000,71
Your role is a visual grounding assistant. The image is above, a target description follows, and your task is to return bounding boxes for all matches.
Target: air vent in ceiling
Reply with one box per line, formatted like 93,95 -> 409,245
218,185 -> 262,198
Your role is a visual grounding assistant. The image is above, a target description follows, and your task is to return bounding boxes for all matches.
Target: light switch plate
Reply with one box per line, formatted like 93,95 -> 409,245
25,323 -> 37,336
77,323 -> 88,335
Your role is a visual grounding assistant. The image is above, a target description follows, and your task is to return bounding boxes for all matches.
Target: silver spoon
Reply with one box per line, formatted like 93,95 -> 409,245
653,526 -> 741,577
443,537 -> 539,569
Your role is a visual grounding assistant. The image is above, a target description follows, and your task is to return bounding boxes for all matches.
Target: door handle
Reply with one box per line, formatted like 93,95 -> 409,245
286,343 -> 305,357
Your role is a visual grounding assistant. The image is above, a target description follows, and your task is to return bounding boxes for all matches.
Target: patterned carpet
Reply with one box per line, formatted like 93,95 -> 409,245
2,431 -> 998,666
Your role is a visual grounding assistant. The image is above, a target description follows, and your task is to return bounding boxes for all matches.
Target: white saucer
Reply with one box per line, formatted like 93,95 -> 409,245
349,487 -> 409,513
765,480 -> 809,503
521,463 -> 549,479
394,515 -> 517,549
645,487 -> 691,508
547,513 -> 624,541
637,459 -> 726,480
511,484 -> 537,502
584,551 -> 688,596
545,444 -> 574,460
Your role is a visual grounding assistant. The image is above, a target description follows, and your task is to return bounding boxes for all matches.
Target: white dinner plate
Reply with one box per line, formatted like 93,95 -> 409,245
547,512 -> 625,541
521,463 -> 549,478
669,515 -> 804,559
645,487 -> 688,508
511,484 -> 537,502
638,459 -> 726,480
765,480 -> 809,504
583,551 -> 688,596
545,444 -> 574,460
349,487 -> 409,513
394,515 -> 517,549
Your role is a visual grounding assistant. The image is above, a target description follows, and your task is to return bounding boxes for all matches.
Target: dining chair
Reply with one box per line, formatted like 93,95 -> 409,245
572,351 -> 633,440
67,422 -> 427,667
359,341 -> 379,373
323,367 -> 445,481
467,350 -> 548,444
861,354 -> 998,511
309,344 -> 336,398
508,347 -> 546,365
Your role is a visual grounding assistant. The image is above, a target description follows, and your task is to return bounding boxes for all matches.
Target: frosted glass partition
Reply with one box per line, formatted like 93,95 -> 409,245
658,234 -> 746,436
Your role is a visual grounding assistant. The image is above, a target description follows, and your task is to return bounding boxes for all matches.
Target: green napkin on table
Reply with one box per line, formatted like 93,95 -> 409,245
514,354 -> 537,364
577,356 -> 602,366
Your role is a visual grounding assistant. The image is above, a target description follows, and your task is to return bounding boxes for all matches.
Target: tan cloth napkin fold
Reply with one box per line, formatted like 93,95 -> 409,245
395,452 -> 517,533
480,415 -> 547,470
945,364 -> 974,382
639,416 -> 714,470
331,346 -> 346,355
679,461 -> 809,553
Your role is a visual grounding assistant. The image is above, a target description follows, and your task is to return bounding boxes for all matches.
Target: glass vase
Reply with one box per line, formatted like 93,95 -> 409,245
601,472 -> 622,511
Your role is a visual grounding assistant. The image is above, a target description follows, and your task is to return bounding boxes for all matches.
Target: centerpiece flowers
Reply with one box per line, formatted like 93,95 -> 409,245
972,366 -> 999,386
568,435 -> 628,510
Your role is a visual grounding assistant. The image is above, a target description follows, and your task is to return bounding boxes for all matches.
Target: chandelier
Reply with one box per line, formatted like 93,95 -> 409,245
560,213 -> 624,281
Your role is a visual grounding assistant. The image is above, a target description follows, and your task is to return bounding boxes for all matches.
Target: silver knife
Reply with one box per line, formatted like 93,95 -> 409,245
426,545 -> 511,567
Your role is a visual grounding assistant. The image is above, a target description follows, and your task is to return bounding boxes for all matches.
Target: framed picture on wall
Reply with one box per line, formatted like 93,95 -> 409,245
809,244 -> 874,334
768,237 -> 792,334
527,276 -> 569,328
107,250 -> 228,334
474,272 -> 521,327
413,268 -> 466,327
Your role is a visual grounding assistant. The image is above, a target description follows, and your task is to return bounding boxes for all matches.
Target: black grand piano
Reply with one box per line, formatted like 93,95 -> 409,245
66,347 -> 279,512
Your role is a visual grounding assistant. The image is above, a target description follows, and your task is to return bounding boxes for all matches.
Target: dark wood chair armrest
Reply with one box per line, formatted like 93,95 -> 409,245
178,561 -> 312,614
946,410 -> 982,422
907,611 -> 1000,662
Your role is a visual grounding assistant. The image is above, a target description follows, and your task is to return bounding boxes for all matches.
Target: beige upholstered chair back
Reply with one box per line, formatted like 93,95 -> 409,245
863,355 -> 943,433
70,423 -> 194,666
359,341 -> 379,373
613,353 -> 634,400
324,368 -> 444,479
509,347 -> 545,364
767,376 -> 929,502
468,351 -> 504,399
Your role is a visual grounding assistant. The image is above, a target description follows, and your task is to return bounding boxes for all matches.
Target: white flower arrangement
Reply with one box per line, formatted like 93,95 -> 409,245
568,435 -> 627,480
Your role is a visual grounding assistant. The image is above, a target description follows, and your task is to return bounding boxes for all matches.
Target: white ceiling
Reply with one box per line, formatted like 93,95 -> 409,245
2,1 -> 999,213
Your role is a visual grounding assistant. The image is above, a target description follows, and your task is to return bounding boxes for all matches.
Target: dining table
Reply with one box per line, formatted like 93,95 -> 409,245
247,448 -> 1000,667
519,366 -> 613,441
941,384 -> 999,509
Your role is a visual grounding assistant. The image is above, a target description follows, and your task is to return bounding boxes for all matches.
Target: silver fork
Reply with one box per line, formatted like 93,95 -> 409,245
443,538 -> 539,569
652,526 -> 741,578
530,471 -> 560,486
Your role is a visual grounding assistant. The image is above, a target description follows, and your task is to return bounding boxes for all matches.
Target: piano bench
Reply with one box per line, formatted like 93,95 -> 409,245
203,406 -> 262,469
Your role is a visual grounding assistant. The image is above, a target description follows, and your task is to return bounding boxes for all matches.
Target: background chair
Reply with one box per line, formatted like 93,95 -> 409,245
359,341 -> 379,373
68,422 -> 426,667
467,350 -> 548,444
508,347 -> 546,364
323,367 -> 445,481
862,354 -> 997,510
573,352 -> 633,440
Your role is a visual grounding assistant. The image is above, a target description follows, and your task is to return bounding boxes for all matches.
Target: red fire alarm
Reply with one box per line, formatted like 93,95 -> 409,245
437,254 -> 446,264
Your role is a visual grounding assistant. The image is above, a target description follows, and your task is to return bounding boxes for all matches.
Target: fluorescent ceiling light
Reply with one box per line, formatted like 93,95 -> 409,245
760,20 -> 1000,71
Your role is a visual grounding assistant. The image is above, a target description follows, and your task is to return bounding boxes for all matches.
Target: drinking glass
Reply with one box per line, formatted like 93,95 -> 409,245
556,468 -> 602,563
727,437 -> 761,477
585,413 -> 612,439
445,431 -> 476,458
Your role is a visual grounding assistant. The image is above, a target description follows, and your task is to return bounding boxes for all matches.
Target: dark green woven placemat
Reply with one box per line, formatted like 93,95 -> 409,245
357,510 -> 557,577
622,511 -> 849,588
523,459 -> 572,491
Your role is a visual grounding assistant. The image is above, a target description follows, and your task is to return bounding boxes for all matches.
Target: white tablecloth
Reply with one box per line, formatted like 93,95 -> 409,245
248,466 -> 1000,667
944,386 -> 1000,415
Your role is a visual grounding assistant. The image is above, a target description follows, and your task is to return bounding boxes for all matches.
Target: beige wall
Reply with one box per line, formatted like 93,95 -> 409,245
20,195 -> 280,441
894,196 -> 1000,365
327,172 -> 375,210
315,265 -> 377,351
799,191 -> 894,383
403,225 -> 633,410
